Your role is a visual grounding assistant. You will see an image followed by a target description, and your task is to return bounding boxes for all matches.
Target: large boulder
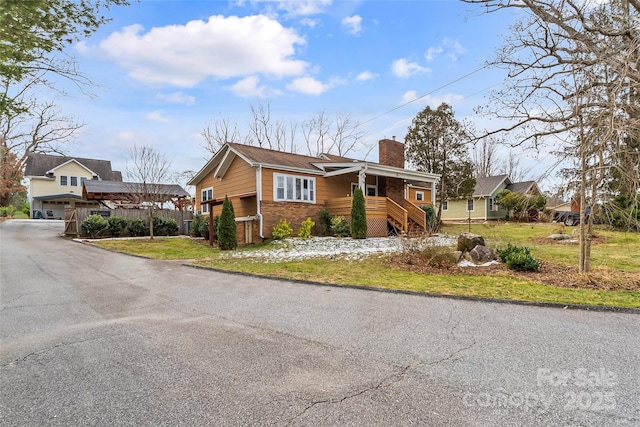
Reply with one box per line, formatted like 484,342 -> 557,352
469,245 -> 497,264
457,232 -> 485,252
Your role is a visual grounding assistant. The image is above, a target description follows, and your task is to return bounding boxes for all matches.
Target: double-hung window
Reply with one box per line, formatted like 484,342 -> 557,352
275,173 -> 315,203
488,198 -> 496,212
467,199 -> 475,212
70,176 -> 78,187
442,200 -> 448,211
201,188 -> 213,213
60,176 -> 67,186
416,191 -> 424,202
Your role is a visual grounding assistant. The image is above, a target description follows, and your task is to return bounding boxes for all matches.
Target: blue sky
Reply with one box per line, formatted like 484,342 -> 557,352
50,0 -> 553,190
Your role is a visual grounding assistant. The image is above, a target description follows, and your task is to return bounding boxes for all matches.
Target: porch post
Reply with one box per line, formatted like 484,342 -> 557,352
432,182 -> 437,205
358,167 -> 367,192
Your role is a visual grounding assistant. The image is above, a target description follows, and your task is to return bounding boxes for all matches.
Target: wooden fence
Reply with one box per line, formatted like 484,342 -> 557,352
65,207 -> 194,236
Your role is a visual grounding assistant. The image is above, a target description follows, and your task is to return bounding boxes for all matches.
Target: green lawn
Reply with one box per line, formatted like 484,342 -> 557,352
89,224 -> 640,309
441,223 -> 640,272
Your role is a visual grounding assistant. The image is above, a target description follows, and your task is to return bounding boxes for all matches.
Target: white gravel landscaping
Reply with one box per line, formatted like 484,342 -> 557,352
219,235 -> 458,263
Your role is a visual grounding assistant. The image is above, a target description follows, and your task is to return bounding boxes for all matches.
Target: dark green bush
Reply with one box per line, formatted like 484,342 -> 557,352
319,209 -> 332,236
107,216 -> 128,237
497,244 -> 539,272
217,196 -> 237,250
272,219 -> 293,240
0,206 -> 16,217
127,218 -> 148,237
190,214 -> 205,237
497,243 -> 524,262
350,187 -> 367,239
420,204 -> 438,233
152,216 -> 179,236
505,251 -> 540,272
331,215 -> 350,237
82,214 -> 108,238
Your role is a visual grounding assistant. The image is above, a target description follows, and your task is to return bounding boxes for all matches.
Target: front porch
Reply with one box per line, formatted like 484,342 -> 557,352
325,196 -> 429,237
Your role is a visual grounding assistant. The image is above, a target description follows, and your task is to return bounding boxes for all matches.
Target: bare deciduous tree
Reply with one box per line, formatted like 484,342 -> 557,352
472,135 -> 500,178
126,144 -> 171,240
466,0 -> 640,272
201,102 -> 366,158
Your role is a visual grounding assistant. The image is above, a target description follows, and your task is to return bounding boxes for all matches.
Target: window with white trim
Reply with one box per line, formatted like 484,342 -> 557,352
70,176 -> 78,186
442,200 -> 448,211
488,197 -> 497,212
275,173 -> 315,203
351,183 -> 377,197
416,191 -> 424,202
60,175 -> 67,186
201,187 -> 213,213
467,199 -> 475,212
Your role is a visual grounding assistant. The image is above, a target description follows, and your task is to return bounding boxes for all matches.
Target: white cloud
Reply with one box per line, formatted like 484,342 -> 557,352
423,93 -> 464,108
145,110 -> 172,123
401,90 -> 418,104
229,76 -> 268,98
286,76 -> 330,95
424,45 -> 443,62
238,0 -> 333,17
391,58 -> 430,78
356,70 -> 377,81
270,0 -> 333,16
300,17 -> 320,27
342,15 -> 362,36
155,91 -> 196,105
443,38 -> 467,61
99,16 -> 308,87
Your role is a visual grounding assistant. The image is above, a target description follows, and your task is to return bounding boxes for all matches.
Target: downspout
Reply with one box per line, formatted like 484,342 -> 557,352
256,165 -> 264,239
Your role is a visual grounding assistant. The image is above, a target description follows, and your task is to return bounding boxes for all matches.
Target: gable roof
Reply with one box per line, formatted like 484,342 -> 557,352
24,153 -> 122,181
506,180 -> 540,195
473,175 -> 510,197
83,180 -> 190,199
189,142 -> 440,186
229,143 -> 333,172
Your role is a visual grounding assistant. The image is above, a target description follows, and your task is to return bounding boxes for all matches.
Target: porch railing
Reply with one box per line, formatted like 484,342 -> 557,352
403,199 -> 427,230
325,196 -> 409,230
386,198 -> 408,231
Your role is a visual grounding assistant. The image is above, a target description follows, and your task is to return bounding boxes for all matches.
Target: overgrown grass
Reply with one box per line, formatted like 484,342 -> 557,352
88,226 -> 640,309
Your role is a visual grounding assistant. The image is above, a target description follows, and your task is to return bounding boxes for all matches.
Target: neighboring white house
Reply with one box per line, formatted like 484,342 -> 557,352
24,153 -> 122,219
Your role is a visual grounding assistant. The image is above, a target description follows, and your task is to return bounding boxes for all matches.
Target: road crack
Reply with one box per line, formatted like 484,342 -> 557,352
282,339 -> 477,426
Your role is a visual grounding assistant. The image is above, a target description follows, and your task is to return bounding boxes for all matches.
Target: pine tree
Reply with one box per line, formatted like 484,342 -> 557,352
217,196 -> 237,250
350,187 -> 367,239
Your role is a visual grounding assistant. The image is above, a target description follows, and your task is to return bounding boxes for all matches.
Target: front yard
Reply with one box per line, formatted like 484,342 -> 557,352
89,223 -> 640,309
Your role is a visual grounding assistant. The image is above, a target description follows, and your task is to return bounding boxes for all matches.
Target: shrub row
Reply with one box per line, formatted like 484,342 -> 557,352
271,217 -> 317,240
0,206 -> 17,217
81,214 -> 179,238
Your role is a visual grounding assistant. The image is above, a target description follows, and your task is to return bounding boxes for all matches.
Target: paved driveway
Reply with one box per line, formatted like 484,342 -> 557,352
1,220 -> 638,426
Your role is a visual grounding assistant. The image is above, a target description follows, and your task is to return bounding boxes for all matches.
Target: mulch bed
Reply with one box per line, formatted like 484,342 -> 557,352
386,255 -> 640,291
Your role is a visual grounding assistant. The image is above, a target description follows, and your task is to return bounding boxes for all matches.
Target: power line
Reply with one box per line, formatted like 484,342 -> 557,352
360,64 -> 490,126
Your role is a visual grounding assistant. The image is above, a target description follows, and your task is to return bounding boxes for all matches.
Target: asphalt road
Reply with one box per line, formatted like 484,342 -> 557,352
1,220 -> 638,426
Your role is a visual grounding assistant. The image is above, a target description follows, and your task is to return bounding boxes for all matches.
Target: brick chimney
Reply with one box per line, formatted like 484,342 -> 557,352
378,137 -> 404,168
377,138 -> 405,206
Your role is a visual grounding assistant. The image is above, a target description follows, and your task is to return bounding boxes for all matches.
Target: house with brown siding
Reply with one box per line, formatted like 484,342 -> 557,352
188,139 -> 440,244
